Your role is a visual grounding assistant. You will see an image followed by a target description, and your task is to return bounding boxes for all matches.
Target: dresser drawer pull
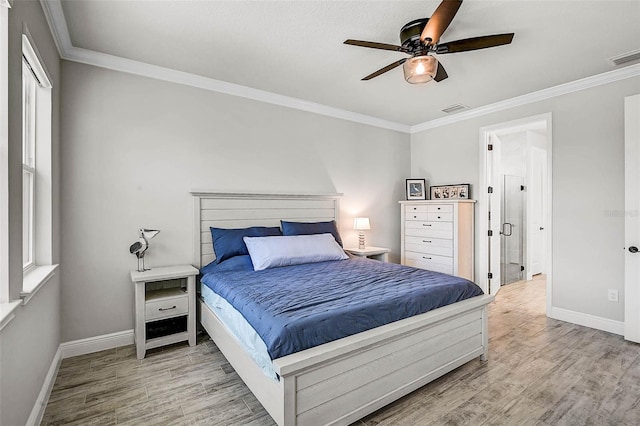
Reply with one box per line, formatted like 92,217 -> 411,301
422,240 -> 432,243
437,216 -> 441,219
422,224 -> 432,227
413,207 -> 417,210
414,215 -> 417,218
158,306 -> 177,312
437,207 -> 441,210
422,256 -> 432,260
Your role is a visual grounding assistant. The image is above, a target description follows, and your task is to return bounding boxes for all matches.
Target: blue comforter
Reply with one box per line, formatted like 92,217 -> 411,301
200,256 -> 483,360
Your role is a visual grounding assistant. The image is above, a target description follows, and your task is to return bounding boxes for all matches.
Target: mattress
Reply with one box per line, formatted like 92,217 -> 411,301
200,255 -> 483,361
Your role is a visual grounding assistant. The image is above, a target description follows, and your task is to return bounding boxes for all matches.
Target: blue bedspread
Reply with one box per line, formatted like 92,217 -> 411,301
200,256 -> 483,360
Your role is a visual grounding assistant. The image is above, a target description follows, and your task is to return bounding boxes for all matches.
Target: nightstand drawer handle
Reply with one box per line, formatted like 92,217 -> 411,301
423,224 -> 432,227
422,256 -> 432,260
423,240 -> 432,243
158,306 -> 177,311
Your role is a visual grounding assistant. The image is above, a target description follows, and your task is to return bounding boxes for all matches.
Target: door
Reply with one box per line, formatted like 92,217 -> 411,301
501,174 -> 525,285
487,134 -> 502,295
625,94 -> 640,343
528,147 -> 546,277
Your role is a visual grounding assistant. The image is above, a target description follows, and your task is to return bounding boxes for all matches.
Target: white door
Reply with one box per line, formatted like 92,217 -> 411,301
488,134 -> 502,295
625,94 -> 640,343
528,147 -> 546,277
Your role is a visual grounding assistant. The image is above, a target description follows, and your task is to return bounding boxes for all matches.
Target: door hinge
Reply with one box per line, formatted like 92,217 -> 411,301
488,144 -> 493,151
488,186 -> 493,193
488,272 -> 493,279
488,230 -> 493,237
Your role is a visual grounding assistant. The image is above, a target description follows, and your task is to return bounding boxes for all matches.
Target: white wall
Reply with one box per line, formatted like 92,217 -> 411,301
0,0 -> 61,424
411,76 -> 640,323
60,61 -> 410,342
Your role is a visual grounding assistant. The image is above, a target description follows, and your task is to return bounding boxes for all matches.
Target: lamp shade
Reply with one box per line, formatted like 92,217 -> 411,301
403,55 -> 438,84
353,217 -> 371,230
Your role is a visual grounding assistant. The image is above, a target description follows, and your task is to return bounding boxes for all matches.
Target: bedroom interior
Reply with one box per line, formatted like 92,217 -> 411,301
0,0 -> 639,425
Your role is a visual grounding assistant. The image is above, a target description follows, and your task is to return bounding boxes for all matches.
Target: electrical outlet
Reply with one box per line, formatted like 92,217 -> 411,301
608,289 -> 619,303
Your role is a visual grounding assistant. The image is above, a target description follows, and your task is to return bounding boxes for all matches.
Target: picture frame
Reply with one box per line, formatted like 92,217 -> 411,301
430,184 -> 471,200
406,179 -> 427,200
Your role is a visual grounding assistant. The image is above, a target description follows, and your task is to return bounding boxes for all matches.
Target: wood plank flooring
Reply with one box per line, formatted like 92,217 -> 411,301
42,276 -> 640,425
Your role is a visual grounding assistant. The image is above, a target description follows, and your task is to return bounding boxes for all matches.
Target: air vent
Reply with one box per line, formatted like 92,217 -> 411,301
608,49 -> 640,66
441,104 -> 468,114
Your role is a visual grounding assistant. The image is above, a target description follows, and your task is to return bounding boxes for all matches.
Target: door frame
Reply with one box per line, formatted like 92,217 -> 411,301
478,113 -> 553,314
624,94 -> 640,342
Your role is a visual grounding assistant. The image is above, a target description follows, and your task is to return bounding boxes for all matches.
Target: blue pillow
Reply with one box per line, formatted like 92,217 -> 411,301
280,220 -> 343,247
200,255 -> 254,275
210,226 -> 282,264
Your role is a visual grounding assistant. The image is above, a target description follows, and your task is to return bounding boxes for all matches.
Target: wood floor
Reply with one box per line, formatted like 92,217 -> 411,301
42,277 -> 640,425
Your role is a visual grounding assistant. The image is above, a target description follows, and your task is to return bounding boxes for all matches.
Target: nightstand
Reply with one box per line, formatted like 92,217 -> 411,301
130,264 -> 198,359
344,246 -> 391,262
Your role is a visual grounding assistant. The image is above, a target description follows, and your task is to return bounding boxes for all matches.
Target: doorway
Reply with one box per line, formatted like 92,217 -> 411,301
478,113 -> 552,315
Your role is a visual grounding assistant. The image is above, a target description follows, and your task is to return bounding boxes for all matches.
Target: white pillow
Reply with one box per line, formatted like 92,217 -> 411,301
243,233 -> 348,271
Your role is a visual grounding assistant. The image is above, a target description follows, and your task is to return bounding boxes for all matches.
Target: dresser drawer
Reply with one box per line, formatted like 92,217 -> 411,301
405,212 -> 429,221
405,205 -> 429,213
427,204 -> 453,213
405,236 -> 453,256
403,255 -> 454,275
405,221 -> 453,239
427,212 -> 453,222
146,294 -> 188,321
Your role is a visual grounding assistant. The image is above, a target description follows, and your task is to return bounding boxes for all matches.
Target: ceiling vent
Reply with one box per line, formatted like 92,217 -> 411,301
441,104 -> 468,114
608,49 -> 640,66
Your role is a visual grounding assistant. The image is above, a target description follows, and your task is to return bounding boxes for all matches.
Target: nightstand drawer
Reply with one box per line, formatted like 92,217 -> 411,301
146,295 -> 188,321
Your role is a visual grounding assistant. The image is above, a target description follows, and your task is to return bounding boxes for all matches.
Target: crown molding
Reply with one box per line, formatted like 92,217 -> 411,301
411,63 -> 640,133
39,0 -> 410,134
40,0 -> 640,136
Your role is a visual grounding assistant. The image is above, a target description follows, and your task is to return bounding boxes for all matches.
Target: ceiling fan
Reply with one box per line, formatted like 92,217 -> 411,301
344,0 -> 514,84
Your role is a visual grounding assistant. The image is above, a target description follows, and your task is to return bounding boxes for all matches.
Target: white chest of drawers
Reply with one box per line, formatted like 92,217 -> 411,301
399,200 -> 475,281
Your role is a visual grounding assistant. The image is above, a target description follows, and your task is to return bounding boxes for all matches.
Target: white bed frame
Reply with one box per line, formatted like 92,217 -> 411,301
192,191 -> 494,426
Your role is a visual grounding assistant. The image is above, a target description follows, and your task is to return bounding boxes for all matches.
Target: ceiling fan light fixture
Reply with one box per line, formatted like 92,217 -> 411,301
403,55 -> 438,84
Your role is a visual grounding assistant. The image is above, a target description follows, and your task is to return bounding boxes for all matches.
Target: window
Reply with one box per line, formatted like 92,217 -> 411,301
21,34 -> 53,295
22,57 -> 37,270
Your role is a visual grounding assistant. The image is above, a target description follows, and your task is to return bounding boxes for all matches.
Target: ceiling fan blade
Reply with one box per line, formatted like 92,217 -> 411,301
344,39 -> 408,53
436,33 -> 515,54
434,61 -> 448,82
420,0 -> 463,45
362,58 -> 407,81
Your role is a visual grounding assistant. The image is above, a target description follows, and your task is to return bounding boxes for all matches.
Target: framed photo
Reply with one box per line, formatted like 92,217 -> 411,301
406,179 -> 427,200
430,184 -> 470,200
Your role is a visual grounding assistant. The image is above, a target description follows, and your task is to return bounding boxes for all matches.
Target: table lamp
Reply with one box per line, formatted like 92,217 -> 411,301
353,217 -> 371,250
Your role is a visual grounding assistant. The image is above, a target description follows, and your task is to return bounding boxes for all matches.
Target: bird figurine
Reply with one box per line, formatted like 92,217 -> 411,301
129,228 -> 160,271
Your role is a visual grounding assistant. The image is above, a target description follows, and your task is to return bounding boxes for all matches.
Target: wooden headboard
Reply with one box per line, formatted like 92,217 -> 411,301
191,191 -> 342,267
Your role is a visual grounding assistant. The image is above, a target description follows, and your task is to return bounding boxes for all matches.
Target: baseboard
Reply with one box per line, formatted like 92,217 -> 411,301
549,307 -> 624,336
26,347 -> 61,426
60,329 -> 134,359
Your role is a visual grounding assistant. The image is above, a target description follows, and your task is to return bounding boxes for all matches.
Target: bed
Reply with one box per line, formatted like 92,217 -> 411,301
192,191 -> 494,426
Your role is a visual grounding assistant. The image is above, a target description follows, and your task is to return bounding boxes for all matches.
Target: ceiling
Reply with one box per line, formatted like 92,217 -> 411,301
56,0 -> 640,127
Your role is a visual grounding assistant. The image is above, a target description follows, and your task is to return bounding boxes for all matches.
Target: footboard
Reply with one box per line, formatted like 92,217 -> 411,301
273,294 -> 493,426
